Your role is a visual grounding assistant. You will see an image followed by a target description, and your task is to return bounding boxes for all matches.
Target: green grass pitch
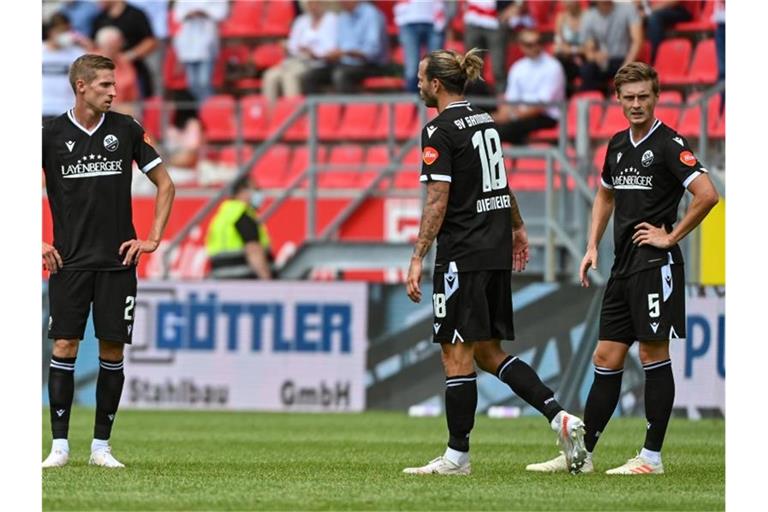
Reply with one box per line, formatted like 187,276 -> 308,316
42,408 -> 724,511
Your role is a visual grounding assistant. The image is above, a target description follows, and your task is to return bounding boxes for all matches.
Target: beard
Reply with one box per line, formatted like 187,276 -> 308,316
420,89 -> 438,108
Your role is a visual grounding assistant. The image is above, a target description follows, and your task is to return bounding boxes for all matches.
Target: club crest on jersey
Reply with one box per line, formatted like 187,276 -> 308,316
641,150 -> 654,167
65,140 -> 75,152
679,150 -> 696,167
422,146 -> 439,165
103,134 -> 119,152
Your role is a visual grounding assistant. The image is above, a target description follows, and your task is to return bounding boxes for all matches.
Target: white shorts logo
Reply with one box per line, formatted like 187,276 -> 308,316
444,261 -> 459,300
103,134 -> 119,152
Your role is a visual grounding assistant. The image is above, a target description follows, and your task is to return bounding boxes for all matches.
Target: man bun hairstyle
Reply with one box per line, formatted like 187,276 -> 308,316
614,61 -> 660,97
68,53 -> 115,93
425,47 -> 485,94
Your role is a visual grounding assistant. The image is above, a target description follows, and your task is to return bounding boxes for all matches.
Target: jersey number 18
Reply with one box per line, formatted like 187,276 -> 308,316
472,128 -> 507,192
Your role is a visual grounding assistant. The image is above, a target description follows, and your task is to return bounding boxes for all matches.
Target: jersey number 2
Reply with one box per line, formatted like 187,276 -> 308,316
472,128 -> 507,192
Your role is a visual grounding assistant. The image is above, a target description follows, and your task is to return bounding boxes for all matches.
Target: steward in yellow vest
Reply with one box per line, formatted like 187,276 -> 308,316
205,176 -> 273,279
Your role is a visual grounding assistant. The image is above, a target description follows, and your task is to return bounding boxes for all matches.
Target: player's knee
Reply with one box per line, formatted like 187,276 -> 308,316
52,339 -> 79,358
592,348 -> 623,370
99,340 -> 125,361
441,346 -> 474,375
638,341 -> 670,365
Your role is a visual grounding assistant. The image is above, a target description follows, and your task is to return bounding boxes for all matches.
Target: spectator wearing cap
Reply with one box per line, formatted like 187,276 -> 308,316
495,28 -> 565,145
301,1 -> 389,94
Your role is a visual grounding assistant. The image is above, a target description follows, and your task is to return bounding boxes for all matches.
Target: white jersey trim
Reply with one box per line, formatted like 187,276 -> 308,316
67,109 -> 105,136
142,157 -> 162,173
600,177 -> 613,189
628,118 -> 662,148
683,171 -> 703,189
421,174 -> 452,182
445,100 -> 470,110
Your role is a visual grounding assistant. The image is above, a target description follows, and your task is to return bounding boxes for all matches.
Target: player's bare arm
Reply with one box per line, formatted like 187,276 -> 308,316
633,174 -> 719,249
406,181 -> 450,303
509,194 -> 529,272
42,242 -> 63,273
581,186 -> 615,287
120,164 -> 175,266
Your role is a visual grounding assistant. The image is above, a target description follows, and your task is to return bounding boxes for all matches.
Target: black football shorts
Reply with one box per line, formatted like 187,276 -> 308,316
48,269 -> 138,344
431,267 -> 515,344
599,263 -> 686,345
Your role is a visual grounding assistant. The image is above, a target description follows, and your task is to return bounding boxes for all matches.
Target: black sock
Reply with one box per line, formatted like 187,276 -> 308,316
94,358 -> 125,440
48,356 -> 76,439
643,359 -> 675,452
584,366 -> 624,452
445,373 -> 477,452
495,356 -> 563,422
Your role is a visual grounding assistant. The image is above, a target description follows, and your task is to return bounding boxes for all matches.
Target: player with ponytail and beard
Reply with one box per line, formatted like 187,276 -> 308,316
402,48 -> 587,475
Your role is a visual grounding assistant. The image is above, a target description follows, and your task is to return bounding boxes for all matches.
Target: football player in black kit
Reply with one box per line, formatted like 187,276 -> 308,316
42,54 -> 175,468
402,48 -> 587,475
527,62 -> 719,475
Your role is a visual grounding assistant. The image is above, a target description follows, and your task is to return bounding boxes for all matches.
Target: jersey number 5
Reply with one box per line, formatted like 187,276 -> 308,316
472,128 -> 507,192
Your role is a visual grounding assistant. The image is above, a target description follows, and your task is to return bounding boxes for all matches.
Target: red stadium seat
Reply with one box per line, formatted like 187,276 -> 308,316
656,91 -> 683,129
252,43 -> 285,71
592,143 -> 608,174
162,46 -> 188,91
220,0 -> 266,38
365,144 -> 392,168
269,97 -> 306,141
636,40 -> 652,64
674,0 -> 716,32
317,103 -> 343,141
250,144 -> 291,188
654,38 -> 693,85
322,145 -> 366,188
140,96 -> 166,141
593,104 -> 627,138
260,1 -> 295,37
688,39 -> 718,84
362,76 -> 405,92
677,93 -> 721,138
240,95 -> 269,141
337,103 -> 382,141
527,0 -> 556,32
568,91 -> 604,138
200,95 -> 236,142
217,145 -> 255,167
289,146 -> 328,184
377,102 -> 420,140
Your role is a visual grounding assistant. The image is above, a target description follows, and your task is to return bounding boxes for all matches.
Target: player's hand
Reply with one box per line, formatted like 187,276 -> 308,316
512,226 -> 529,272
406,257 -> 423,303
632,222 -> 673,249
42,242 -> 63,273
119,239 -> 159,266
579,247 -> 598,288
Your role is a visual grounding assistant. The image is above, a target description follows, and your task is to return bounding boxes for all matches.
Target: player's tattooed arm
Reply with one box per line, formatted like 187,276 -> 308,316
509,192 -> 525,230
412,181 -> 450,259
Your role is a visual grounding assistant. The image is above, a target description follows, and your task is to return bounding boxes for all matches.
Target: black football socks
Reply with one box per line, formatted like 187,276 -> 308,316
49,356 -> 76,440
584,366 -> 624,452
642,359 -> 675,452
495,356 -> 563,422
94,358 -> 125,440
445,373 -> 477,454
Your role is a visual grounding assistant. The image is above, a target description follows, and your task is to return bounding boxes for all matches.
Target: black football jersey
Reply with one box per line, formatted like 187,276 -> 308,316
601,119 -> 707,278
42,109 -> 162,270
420,100 -> 512,272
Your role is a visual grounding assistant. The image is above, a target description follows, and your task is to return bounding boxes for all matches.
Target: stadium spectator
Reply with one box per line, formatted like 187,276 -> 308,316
394,0 -> 447,92
495,28 -> 565,145
95,26 -> 139,116
164,89 -> 204,170
462,0 -> 520,95
172,0 -> 228,103
56,0 -> 102,39
43,13 -> 91,122
263,0 -> 338,104
129,0 -> 170,99
553,0 -> 584,97
641,1 -> 694,62
301,1 -> 389,94
205,176 -> 274,280
578,0 -> 642,93
92,0 -> 158,98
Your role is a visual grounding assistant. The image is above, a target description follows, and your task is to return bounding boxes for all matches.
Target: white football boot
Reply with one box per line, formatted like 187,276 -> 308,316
552,412 -> 588,474
402,456 -> 471,475
88,446 -> 125,468
526,451 -> 594,473
605,454 -> 664,475
42,448 -> 69,468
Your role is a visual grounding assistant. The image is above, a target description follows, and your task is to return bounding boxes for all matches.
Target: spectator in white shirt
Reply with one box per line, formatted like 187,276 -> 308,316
262,0 -> 338,104
394,0 -> 448,92
495,28 -> 565,145
172,0 -> 228,102
42,13 -> 91,121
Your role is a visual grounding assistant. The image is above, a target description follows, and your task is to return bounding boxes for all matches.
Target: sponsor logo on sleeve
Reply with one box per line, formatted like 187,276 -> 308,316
143,132 -> 153,146
422,146 -> 439,165
679,150 -> 696,167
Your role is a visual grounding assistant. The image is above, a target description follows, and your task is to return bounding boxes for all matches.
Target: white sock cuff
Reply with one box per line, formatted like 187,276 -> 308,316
444,446 -> 469,466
